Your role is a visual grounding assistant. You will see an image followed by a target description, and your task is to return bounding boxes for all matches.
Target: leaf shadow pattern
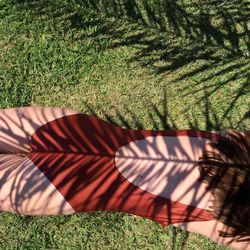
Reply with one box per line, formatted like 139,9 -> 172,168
1,1 -> 249,249
8,0 -> 250,127
71,0 -> 250,127
82,89 -> 248,250
0,91 -> 248,249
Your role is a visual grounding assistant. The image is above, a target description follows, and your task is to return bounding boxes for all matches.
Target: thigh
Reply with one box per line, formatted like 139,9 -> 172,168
0,107 -> 79,153
0,154 -> 75,215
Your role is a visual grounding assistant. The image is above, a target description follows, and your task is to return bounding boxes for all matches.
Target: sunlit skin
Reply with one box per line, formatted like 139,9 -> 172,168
0,107 -> 249,250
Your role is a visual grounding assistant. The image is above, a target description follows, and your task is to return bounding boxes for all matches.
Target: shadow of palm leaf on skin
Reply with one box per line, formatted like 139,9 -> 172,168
0,96 -> 239,249
83,89 -> 247,250
0,1 -> 249,249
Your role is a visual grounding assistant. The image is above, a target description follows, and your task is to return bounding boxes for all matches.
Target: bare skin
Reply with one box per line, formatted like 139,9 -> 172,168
0,107 -> 249,249
0,107 -> 77,214
0,107 -> 79,153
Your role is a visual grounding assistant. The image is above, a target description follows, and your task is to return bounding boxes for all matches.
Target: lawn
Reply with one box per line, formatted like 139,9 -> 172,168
0,0 -> 249,249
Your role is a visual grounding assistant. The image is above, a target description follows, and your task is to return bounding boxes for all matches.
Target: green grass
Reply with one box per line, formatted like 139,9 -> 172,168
0,0 -> 249,249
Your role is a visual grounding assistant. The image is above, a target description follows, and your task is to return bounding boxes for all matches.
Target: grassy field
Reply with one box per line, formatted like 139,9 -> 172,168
0,0 -> 249,249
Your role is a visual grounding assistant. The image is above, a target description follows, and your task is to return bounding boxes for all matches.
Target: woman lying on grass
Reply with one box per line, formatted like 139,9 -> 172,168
0,107 -> 249,250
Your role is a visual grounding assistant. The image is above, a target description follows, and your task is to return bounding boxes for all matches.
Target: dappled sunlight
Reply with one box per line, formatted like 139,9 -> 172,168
115,135 -> 213,210
0,106 -> 247,249
0,107 -> 219,225
0,0 -> 249,248
3,0 -> 249,130
0,154 -> 73,215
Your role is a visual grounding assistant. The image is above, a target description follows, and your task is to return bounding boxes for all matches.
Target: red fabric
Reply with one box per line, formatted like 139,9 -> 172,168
27,114 -> 216,226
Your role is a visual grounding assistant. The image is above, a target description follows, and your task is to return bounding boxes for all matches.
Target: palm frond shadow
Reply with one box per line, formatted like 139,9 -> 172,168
83,91 -> 247,249
8,0 -> 250,126
0,93 -> 248,249
1,1 -> 249,248
79,0 -> 249,126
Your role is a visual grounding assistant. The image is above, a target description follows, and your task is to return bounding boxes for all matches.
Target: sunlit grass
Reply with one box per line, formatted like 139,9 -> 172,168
0,0 -> 249,249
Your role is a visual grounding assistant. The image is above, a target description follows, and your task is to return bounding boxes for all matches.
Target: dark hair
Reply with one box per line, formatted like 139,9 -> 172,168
197,131 -> 250,242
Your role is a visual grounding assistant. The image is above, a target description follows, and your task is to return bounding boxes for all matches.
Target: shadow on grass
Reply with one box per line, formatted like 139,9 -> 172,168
8,0 -> 250,127
1,0 -> 249,248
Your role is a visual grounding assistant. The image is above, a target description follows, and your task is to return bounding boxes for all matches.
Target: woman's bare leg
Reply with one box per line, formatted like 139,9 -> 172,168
0,107 -> 79,153
0,107 -> 78,214
0,154 -> 75,215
